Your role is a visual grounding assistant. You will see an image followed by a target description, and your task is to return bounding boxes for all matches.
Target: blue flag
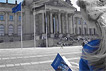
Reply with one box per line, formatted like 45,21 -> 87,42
12,2 -> 21,13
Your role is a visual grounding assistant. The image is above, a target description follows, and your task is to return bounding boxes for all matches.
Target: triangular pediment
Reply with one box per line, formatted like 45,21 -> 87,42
33,0 -> 76,9
45,0 -> 75,9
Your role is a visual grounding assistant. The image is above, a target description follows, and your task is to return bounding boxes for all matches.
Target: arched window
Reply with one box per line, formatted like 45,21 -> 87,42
8,25 -> 13,36
18,25 -> 21,36
0,25 -> 4,36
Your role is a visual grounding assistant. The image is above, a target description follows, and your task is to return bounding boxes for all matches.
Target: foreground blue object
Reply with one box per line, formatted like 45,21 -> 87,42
51,53 -> 72,71
83,39 -> 101,53
79,39 -> 101,71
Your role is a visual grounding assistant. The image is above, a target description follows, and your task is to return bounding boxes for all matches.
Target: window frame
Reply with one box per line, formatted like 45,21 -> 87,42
19,16 -> 21,21
0,15 -> 4,21
9,15 -> 13,21
0,25 -> 4,36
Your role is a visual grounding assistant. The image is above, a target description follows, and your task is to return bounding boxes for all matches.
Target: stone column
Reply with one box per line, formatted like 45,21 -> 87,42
87,27 -> 89,35
53,16 -> 55,34
69,14 -> 73,34
75,17 -> 78,35
73,16 -> 75,35
92,28 -> 94,35
47,14 -> 50,34
14,13 -> 17,34
55,14 -> 58,33
78,18 -> 80,35
62,14 -> 65,34
33,11 -> 37,47
86,25 -> 89,35
65,13 -> 69,33
81,18 -> 84,35
71,15 -> 74,34
5,12 -> 8,34
42,12 -> 45,33
58,13 -> 62,33
50,12 -> 53,34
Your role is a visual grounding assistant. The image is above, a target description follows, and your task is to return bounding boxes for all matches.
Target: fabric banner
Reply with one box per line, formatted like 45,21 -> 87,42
51,53 -> 72,71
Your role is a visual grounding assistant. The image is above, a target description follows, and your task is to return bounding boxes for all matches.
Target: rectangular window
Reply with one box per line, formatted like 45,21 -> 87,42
0,25 -> 4,36
78,20 -> 81,24
0,15 -> 4,21
19,16 -> 21,21
9,15 -> 13,21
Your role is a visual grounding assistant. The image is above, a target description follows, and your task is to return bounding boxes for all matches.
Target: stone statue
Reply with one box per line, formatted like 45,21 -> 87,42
77,0 -> 106,70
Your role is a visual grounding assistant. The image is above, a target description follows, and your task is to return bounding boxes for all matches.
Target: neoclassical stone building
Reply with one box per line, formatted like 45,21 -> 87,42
0,0 -> 98,47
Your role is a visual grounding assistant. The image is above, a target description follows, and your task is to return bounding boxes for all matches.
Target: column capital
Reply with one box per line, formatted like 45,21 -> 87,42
58,10 -> 66,14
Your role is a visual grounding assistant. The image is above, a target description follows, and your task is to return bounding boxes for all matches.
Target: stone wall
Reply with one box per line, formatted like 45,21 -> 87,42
0,40 -> 34,48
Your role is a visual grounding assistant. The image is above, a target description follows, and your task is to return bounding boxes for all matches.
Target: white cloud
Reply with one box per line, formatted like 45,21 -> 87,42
71,0 -> 80,11
17,0 -> 23,4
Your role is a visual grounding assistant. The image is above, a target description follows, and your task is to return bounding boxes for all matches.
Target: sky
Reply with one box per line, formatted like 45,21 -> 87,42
71,0 -> 80,11
0,0 -> 23,4
0,0 -> 80,11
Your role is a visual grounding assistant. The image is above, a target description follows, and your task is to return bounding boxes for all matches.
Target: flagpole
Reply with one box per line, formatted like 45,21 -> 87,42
21,2 -> 23,49
45,4 -> 48,47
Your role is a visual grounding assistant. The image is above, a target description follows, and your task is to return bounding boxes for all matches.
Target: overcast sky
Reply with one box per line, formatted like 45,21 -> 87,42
71,0 -> 80,11
0,0 -> 80,11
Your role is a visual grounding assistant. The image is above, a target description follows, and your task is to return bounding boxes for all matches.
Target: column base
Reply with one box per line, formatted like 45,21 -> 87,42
50,34 -> 54,38
41,34 -> 46,39
35,36 -> 40,40
59,34 -> 63,38
67,34 -> 70,37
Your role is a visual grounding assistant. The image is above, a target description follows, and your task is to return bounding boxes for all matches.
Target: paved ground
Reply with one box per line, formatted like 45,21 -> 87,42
0,46 -> 82,71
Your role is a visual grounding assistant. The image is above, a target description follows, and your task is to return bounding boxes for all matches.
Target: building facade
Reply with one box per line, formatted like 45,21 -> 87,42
0,0 -> 98,47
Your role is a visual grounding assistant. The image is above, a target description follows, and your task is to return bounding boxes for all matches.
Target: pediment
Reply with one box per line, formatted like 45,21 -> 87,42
45,0 -> 75,9
33,0 -> 76,9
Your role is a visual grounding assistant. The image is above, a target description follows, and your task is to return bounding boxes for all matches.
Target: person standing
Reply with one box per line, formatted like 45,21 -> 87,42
77,0 -> 106,70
